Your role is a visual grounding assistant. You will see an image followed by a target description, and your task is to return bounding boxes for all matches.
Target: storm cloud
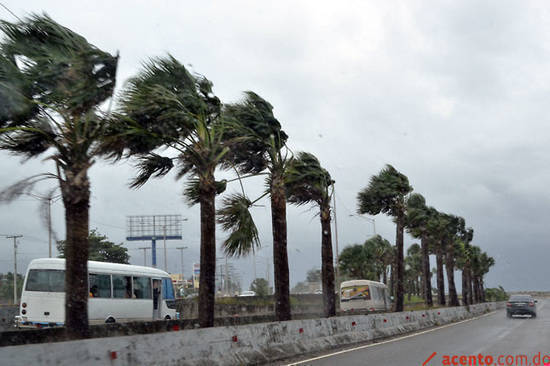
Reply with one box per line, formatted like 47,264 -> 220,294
1,0 -> 549,291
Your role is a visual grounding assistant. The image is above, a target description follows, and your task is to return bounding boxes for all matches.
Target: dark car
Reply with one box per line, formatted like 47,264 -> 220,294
506,295 -> 537,318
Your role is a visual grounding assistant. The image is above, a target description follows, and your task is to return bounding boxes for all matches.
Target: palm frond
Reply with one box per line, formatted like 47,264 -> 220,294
0,173 -> 57,202
1,13 -> 118,116
285,151 -> 332,207
183,178 -> 227,206
357,164 -> 412,216
129,154 -> 174,188
217,193 -> 260,257
222,91 -> 288,174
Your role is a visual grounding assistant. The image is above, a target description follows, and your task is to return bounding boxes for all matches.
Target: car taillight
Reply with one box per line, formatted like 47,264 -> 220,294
22,302 -> 27,308
506,302 -> 512,307
529,302 -> 535,307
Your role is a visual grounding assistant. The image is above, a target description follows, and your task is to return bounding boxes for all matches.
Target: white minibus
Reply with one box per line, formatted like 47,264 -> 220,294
16,258 -> 178,328
339,279 -> 391,312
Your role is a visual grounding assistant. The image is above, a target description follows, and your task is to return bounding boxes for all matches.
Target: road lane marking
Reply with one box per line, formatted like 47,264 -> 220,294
286,311 -> 497,365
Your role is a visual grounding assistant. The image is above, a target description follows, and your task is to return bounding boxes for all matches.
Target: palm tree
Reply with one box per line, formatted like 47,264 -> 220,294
338,244 -> 373,280
357,164 -> 413,312
456,228 -> 474,305
367,235 -> 393,284
471,250 -> 494,303
103,56 -> 237,328
221,92 -> 292,321
285,152 -> 336,317
442,214 -> 463,307
405,193 -> 433,306
0,14 -> 118,338
405,243 -> 422,300
425,208 -> 446,306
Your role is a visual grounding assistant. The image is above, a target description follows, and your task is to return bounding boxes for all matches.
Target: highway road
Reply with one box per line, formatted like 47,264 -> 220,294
287,299 -> 549,366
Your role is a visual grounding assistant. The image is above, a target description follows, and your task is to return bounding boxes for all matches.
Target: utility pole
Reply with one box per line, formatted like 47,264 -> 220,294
6,235 -> 22,304
176,246 -> 188,290
138,247 -> 150,266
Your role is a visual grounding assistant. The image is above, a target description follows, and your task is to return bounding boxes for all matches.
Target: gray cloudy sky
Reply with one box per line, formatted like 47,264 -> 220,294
1,0 -> 549,291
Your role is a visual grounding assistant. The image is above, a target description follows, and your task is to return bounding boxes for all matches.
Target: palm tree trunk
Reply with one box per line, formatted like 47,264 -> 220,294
271,180 -> 290,321
472,276 -> 480,303
461,270 -> 468,306
198,178 -> 216,328
320,205 -> 335,317
61,173 -> 90,339
445,247 -> 459,306
468,267 -> 475,305
394,215 -> 405,312
383,268 -> 388,285
390,262 -> 395,297
421,236 -> 433,306
436,246 -> 445,305
480,279 -> 485,302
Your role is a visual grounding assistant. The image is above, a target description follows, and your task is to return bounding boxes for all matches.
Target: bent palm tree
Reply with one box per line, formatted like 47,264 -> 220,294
442,214 -> 463,307
357,164 -> 413,312
221,92 -> 292,321
103,56 -> 233,328
425,207 -> 446,306
285,152 -> 336,317
0,14 -> 118,338
405,193 -> 434,306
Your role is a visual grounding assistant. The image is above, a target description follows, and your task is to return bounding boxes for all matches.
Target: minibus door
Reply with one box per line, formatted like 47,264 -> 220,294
152,279 -> 162,320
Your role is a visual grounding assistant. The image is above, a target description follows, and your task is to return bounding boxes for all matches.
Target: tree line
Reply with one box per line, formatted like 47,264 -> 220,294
0,14 -> 494,339
347,167 -> 494,311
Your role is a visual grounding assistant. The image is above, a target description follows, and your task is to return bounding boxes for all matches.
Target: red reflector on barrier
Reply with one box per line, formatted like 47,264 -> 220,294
110,351 -> 117,360
172,324 -> 180,331
406,316 -> 409,320
232,335 -> 238,342
383,319 -> 387,323
422,314 -> 425,317
299,328 -> 304,333
352,321 -> 356,326
437,312 -> 440,315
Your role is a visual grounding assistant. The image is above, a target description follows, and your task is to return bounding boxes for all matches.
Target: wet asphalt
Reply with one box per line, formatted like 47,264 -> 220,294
286,299 -> 549,366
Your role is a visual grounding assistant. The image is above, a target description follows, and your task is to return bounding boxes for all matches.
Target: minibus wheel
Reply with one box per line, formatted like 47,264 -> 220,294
105,317 -> 116,323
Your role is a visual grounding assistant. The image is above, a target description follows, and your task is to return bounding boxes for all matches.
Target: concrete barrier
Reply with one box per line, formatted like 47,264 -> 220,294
0,302 -> 501,365
0,305 -> 18,332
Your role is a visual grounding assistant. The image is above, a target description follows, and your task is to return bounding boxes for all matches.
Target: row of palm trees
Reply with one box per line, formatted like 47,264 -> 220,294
356,165 -> 494,310
0,14 -> 338,337
0,14 -> 494,339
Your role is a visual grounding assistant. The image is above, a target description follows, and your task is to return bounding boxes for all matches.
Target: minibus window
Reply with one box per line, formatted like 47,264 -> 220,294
89,274 -> 111,298
162,277 -> 175,300
133,276 -> 152,299
113,275 -> 133,298
26,269 -> 65,292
